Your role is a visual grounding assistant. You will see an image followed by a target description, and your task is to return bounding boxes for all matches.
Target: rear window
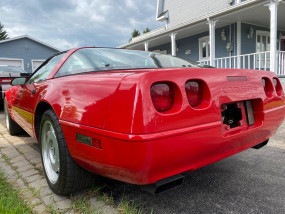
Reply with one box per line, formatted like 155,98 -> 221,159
55,48 -> 200,77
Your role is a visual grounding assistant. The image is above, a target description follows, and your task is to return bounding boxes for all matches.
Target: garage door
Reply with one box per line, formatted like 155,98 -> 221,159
0,58 -> 23,68
32,60 -> 45,72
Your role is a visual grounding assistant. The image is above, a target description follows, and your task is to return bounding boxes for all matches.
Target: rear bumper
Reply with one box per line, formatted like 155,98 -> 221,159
60,105 -> 285,185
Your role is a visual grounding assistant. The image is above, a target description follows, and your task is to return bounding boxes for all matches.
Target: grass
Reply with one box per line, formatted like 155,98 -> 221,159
72,197 -> 93,213
118,199 -> 145,214
71,186 -> 106,214
45,204 -> 59,214
2,154 -> 10,164
70,185 -> 147,214
0,171 -> 32,214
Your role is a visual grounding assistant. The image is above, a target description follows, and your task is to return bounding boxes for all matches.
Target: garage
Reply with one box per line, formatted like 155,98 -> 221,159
0,35 -> 60,73
0,58 -> 23,68
32,59 -> 45,72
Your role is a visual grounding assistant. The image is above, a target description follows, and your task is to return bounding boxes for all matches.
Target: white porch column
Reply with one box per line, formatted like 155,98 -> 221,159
267,0 -> 279,74
170,32 -> 177,56
144,42 -> 149,51
207,18 -> 218,67
237,21 -> 242,69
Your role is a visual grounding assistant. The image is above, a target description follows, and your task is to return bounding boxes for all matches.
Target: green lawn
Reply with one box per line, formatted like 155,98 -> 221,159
0,171 -> 32,214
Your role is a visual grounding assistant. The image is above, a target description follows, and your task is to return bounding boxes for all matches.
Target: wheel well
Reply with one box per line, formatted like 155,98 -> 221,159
35,102 -> 53,141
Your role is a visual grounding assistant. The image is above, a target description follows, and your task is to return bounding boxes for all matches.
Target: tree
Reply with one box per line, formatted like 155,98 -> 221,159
143,27 -> 151,34
0,22 -> 9,40
129,29 -> 140,42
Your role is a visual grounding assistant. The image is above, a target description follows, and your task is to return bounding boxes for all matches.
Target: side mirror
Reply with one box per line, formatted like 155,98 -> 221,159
11,77 -> 27,86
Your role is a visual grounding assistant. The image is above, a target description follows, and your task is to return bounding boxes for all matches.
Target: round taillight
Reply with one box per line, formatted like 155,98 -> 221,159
273,77 -> 284,96
150,82 -> 174,112
185,80 -> 203,107
262,77 -> 274,97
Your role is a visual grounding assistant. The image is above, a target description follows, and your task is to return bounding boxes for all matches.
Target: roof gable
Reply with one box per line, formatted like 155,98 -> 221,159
0,35 -> 61,52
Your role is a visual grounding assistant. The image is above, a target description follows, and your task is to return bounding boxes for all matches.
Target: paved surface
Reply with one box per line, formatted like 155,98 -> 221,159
0,111 -> 119,214
0,109 -> 284,213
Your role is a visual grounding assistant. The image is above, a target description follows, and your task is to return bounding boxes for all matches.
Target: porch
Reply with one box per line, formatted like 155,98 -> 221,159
120,0 -> 285,79
199,51 -> 285,77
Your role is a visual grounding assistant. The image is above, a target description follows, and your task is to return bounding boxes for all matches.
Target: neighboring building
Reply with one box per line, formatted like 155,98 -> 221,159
120,0 -> 285,79
0,35 -> 60,73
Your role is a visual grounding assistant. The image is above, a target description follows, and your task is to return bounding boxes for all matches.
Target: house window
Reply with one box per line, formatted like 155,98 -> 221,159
256,31 -> 270,53
199,36 -> 210,61
256,31 -> 270,68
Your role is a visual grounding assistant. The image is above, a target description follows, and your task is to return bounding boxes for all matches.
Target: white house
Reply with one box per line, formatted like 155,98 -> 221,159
120,0 -> 285,87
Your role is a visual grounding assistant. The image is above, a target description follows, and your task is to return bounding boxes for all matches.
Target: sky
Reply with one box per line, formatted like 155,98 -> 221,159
0,0 -> 163,50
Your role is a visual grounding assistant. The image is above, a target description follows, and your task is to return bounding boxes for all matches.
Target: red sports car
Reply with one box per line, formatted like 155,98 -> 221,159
4,48 -> 285,195
0,65 -> 29,103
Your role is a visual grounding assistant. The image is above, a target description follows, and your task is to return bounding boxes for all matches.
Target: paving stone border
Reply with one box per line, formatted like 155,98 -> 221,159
0,122 -> 119,214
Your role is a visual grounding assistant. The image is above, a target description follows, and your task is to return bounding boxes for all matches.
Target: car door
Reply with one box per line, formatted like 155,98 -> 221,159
11,53 -> 65,137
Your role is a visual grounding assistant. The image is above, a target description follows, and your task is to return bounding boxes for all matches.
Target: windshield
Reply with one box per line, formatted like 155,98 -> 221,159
0,66 -> 26,73
56,48 -> 205,77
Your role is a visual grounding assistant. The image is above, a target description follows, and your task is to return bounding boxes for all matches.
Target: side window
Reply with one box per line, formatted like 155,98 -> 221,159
55,53 -> 93,77
26,53 -> 65,84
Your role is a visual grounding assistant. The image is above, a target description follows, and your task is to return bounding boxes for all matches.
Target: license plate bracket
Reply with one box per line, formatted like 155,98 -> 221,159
221,100 -> 255,133
245,100 -> 255,126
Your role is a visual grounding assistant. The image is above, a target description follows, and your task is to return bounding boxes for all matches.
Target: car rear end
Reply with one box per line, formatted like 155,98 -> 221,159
63,68 -> 285,185
85,68 -> 281,182
0,66 -> 29,102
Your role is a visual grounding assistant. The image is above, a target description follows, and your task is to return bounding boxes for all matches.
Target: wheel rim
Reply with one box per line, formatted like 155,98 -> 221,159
41,120 -> 60,184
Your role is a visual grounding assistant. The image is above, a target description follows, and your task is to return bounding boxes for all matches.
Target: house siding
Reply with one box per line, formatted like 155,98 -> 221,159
163,0 -> 230,28
241,23 -> 285,55
150,22 -> 285,64
150,25 -> 236,62
0,38 -> 58,73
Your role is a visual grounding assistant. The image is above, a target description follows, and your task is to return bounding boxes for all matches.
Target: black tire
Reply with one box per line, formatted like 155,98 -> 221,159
40,109 -> 94,195
4,97 -> 24,135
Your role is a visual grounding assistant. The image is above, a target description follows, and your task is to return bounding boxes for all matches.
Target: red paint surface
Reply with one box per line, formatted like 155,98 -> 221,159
5,48 -> 285,185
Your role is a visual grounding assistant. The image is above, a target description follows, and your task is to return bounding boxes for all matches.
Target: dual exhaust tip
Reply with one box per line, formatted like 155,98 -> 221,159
141,174 -> 185,195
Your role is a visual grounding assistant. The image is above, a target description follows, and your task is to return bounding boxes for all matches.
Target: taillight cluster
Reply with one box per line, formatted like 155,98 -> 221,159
272,77 -> 284,96
262,77 -> 283,97
150,80 -> 210,113
150,82 -> 174,112
185,80 -> 202,107
0,78 -> 12,84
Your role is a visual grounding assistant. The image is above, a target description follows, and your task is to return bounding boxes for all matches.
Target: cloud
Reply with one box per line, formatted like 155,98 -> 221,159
0,0 -> 163,50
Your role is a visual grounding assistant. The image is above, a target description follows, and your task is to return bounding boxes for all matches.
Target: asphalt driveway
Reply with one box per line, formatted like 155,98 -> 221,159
0,109 -> 284,213
89,119 -> 285,214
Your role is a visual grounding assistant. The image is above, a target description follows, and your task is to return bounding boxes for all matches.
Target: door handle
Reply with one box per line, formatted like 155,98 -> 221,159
32,90 -> 36,95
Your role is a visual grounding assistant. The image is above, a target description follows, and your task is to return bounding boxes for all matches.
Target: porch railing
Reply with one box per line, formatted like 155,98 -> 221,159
277,51 -> 285,77
198,51 -> 285,77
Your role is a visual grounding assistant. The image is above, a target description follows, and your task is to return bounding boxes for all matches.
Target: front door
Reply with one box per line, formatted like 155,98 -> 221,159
11,53 -> 65,137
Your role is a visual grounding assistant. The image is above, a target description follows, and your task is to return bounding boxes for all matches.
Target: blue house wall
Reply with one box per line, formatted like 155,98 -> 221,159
241,23 -> 285,54
150,25 -> 236,62
0,38 -> 58,73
